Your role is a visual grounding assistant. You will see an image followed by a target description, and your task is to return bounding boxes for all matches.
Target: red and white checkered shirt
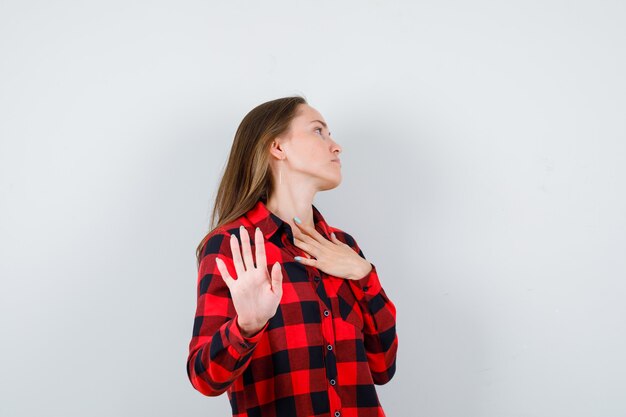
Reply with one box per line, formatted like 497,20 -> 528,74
187,199 -> 398,417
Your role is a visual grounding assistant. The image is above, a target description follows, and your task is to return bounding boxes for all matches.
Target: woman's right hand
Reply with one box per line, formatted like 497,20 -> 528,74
215,225 -> 284,336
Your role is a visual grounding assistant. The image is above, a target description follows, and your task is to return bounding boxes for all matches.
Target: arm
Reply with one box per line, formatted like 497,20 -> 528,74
342,232 -> 399,385
186,231 -> 270,396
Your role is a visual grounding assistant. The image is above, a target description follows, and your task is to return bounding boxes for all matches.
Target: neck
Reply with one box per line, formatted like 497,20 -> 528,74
265,184 -> 316,231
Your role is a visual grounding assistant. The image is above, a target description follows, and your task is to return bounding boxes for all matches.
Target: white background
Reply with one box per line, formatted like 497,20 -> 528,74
1,1 -> 625,416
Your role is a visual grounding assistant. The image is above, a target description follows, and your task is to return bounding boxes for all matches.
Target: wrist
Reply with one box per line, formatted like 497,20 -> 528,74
237,316 -> 266,338
350,261 -> 372,281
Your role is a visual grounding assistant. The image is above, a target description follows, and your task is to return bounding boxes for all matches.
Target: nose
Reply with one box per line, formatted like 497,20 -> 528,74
331,141 -> 342,155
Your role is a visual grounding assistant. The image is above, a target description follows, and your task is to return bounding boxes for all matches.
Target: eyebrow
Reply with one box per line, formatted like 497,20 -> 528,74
309,120 -> 328,128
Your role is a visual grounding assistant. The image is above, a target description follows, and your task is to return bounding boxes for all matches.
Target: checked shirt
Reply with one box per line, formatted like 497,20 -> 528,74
186,199 -> 398,417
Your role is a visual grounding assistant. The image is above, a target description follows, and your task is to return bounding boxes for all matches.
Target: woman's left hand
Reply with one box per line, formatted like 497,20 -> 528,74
292,220 -> 372,281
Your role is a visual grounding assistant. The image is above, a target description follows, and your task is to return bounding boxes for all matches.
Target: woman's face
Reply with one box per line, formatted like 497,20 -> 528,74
275,103 -> 343,191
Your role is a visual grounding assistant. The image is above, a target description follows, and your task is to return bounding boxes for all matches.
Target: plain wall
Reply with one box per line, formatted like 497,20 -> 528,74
1,1 -> 625,416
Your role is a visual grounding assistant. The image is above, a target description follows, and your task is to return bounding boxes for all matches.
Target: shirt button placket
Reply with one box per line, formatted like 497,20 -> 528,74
316,272 -> 341,414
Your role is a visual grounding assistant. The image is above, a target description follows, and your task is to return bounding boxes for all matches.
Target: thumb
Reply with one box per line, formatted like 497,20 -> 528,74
215,257 -> 234,288
271,262 -> 283,294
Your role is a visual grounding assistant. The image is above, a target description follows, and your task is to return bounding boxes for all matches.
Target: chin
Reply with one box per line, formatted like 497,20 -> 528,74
320,177 -> 342,191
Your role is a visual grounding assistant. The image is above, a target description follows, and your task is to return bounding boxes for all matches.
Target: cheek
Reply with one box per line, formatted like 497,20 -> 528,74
311,146 -> 331,167
293,140 -> 326,164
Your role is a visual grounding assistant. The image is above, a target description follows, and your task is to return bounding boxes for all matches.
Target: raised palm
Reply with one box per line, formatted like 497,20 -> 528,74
215,225 -> 283,335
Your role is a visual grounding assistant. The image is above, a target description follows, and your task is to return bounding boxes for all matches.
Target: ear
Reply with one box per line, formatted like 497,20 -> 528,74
269,138 -> 287,160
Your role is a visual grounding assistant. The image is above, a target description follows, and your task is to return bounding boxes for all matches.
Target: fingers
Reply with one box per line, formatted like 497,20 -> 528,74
294,256 -> 317,267
293,229 -> 322,253
293,237 -> 315,259
215,257 -> 234,288
294,221 -> 330,246
254,227 -> 267,271
230,233 -> 245,278
330,232 -> 345,245
271,262 -> 283,295
239,226 -> 255,271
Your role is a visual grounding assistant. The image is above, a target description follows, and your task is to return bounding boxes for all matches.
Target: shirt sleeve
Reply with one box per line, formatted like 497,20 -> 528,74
341,231 -> 399,385
186,230 -> 270,396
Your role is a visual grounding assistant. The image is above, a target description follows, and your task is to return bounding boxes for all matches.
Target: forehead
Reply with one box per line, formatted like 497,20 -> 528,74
294,104 -> 325,124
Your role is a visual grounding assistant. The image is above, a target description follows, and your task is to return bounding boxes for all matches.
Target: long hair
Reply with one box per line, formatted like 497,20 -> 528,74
195,95 -> 308,267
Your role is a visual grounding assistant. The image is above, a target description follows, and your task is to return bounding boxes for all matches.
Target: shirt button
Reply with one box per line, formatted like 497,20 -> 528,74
240,342 -> 248,348
327,344 -> 333,351
314,276 -> 321,282
330,379 -> 336,385
334,411 -> 341,417
362,286 -> 369,291
323,310 -> 330,317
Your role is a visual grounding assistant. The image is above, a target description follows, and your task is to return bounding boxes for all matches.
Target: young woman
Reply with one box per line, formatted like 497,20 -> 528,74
186,96 -> 398,417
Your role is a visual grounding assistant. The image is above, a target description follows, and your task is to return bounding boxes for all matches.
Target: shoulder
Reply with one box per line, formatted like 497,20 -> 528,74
198,228 -> 229,267
198,216 -> 252,266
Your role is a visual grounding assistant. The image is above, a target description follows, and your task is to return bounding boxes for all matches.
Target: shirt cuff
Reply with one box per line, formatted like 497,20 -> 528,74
227,315 -> 269,355
349,262 -> 382,301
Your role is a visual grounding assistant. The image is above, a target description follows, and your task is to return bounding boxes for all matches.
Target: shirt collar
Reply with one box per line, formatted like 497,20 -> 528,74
245,199 -> 333,240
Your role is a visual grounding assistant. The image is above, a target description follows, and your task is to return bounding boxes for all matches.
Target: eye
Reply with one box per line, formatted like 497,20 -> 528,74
315,127 -> 325,137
